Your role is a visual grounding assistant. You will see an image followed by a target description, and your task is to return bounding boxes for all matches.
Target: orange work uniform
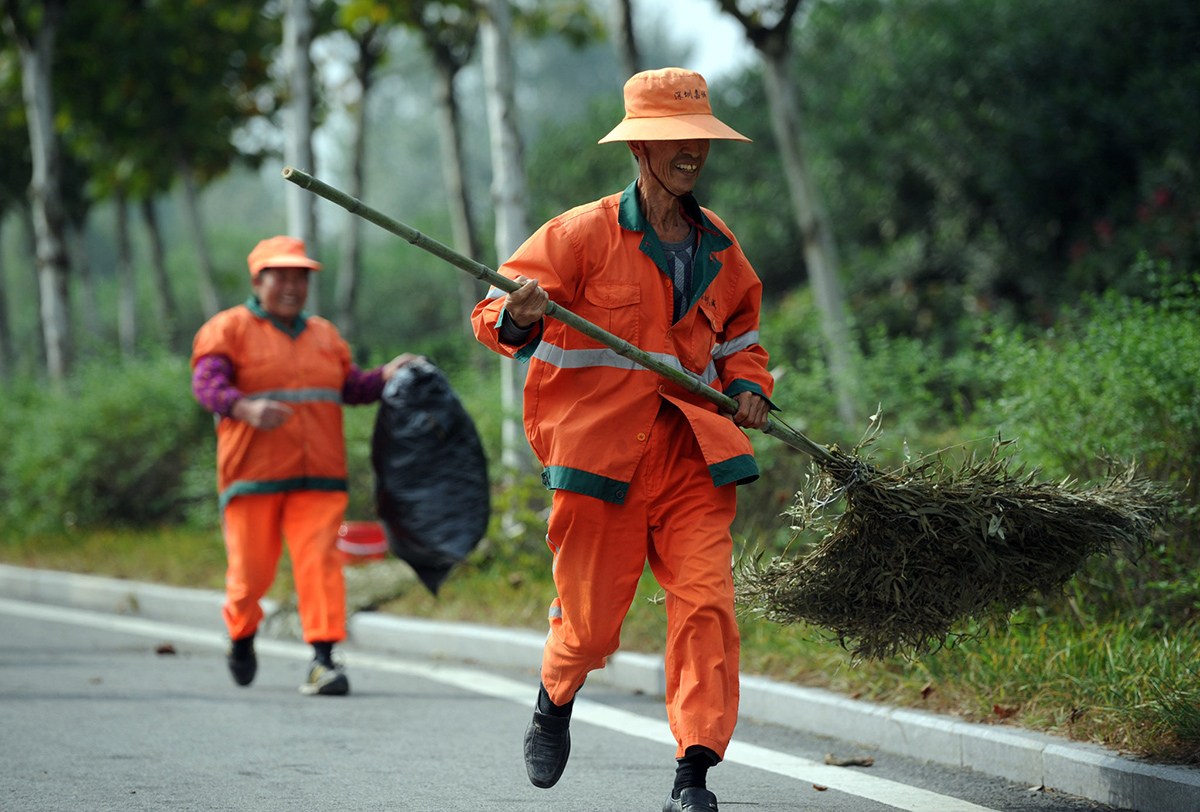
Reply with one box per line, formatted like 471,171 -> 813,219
472,182 -> 774,759
192,298 -> 355,644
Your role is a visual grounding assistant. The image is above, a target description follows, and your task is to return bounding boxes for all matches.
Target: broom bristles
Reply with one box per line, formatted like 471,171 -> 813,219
736,439 -> 1176,660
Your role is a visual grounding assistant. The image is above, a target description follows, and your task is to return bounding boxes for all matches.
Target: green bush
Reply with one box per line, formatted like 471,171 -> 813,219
0,353 -> 215,534
971,288 -> 1199,496
967,288 -> 1200,623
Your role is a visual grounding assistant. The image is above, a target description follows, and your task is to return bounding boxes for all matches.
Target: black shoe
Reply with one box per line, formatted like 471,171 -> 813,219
523,709 -> 571,788
663,787 -> 719,812
226,637 -> 257,687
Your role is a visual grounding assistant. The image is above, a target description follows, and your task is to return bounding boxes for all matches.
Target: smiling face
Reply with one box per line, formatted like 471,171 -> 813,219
633,138 -> 711,197
252,266 -> 310,326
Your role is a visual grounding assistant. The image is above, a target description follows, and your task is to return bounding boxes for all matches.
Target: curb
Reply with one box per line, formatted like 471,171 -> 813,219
1,564 -> 1196,812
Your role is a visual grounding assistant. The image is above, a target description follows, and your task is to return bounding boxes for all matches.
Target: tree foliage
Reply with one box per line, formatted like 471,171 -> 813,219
1,0 -> 1198,376
57,1 -> 279,201
786,0 -> 1200,338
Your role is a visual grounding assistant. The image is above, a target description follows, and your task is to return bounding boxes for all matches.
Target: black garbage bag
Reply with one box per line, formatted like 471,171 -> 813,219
371,357 -> 490,595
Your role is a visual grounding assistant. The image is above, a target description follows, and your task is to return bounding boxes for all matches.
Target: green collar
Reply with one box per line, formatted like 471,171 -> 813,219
616,180 -> 734,312
246,296 -> 308,338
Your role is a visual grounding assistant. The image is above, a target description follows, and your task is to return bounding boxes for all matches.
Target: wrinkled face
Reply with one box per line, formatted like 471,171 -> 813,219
633,138 -> 711,196
253,266 -> 309,325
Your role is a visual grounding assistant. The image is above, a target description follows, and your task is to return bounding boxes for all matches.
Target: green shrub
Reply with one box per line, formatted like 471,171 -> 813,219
968,288 -> 1200,622
0,353 -> 214,533
972,288 -> 1199,497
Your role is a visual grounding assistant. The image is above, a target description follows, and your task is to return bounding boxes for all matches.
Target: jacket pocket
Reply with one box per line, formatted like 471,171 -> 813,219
582,282 -> 641,345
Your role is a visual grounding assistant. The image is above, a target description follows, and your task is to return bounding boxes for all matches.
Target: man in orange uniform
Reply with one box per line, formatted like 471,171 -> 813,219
472,68 -> 773,812
191,235 -> 414,696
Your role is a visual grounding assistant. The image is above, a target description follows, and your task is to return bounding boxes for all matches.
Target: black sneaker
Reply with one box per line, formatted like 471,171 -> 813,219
663,787 -> 719,812
300,659 -> 350,696
226,637 -> 257,687
523,709 -> 571,788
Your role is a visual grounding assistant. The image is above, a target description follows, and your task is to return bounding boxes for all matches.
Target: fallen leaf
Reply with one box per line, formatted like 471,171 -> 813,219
993,703 -> 1019,719
155,643 -> 177,656
812,785 -> 828,792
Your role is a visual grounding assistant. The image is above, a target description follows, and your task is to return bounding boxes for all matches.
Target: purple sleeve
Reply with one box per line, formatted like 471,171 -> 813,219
342,364 -> 386,405
191,355 -> 242,417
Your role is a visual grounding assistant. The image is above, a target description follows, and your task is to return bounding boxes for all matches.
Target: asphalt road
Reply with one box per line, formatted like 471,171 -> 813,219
0,598 -> 1127,812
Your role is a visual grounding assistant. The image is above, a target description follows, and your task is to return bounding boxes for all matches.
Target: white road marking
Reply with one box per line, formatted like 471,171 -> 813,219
0,598 -> 999,812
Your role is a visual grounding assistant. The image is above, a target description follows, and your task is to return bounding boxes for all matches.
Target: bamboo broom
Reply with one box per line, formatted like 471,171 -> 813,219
282,167 -> 1176,660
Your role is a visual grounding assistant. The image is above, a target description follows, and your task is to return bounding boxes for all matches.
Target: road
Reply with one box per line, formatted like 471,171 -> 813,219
0,598 -> 1126,812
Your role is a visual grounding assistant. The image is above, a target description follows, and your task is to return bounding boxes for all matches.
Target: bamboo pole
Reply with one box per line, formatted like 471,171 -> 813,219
282,166 -> 835,465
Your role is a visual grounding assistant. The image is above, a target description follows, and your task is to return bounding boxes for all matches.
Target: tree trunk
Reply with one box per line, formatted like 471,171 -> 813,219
0,216 -> 11,378
283,0 -> 319,312
480,0 -> 534,479
15,204 -> 45,369
6,0 -> 71,379
114,192 -> 136,357
141,197 -> 179,350
716,0 -> 858,427
67,219 -> 101,340
429,51 -> 483,336
611,0 -> 641,79
758,46 -> 857,426
333,33 -> 378,342
177,158 -> 221,317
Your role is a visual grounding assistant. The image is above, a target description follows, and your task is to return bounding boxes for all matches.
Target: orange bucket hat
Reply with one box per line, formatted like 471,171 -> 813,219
246,235 -> 323,277
598,67 -> 750,144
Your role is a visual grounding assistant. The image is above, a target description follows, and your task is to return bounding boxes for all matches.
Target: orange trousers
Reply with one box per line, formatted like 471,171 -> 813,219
540,404 -> 741,760
221,490 -> 349,644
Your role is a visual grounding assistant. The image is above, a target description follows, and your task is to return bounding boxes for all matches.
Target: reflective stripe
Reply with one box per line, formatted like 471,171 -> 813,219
486,287 -> 505,300
245,388 -> 343,404
712,329 -> 760,360
531,342 -> 719,387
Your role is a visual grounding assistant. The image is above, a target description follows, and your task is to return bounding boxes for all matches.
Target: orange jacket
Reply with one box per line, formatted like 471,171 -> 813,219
472,182 -> 774,504
191,299 -> 353,509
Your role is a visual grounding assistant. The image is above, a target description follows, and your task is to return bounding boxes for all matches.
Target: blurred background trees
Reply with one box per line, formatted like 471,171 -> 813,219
2,0 -> 1190,374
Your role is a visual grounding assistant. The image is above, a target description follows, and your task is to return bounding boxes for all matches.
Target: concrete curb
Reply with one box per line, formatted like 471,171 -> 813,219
2,564 -> 1197,812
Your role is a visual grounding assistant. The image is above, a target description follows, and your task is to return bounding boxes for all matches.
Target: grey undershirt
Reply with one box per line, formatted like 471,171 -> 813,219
661,225 -> 697,323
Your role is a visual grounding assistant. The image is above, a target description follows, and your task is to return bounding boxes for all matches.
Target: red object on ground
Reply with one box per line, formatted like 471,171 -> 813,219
336,521 -> 388,565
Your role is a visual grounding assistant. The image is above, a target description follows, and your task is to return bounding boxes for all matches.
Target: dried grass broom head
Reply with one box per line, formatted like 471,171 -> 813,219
736,435 -> 1177,661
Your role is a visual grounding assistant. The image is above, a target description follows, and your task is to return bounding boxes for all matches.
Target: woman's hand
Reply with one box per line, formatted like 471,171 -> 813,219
381,353 -> 421,381
232,398 -> 293,430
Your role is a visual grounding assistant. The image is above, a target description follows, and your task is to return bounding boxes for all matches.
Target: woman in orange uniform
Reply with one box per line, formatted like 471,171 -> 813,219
472,68 -> 774,812
191,235 -> 414,696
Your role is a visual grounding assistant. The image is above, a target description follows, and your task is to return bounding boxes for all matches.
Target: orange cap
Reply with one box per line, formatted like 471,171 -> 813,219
247,235 -> 322,277
598,67 -> 750,144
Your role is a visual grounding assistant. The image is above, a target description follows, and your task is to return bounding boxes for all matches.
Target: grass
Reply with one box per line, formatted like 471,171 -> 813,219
2,527 -> 230,592
3,525 -> 1197,766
